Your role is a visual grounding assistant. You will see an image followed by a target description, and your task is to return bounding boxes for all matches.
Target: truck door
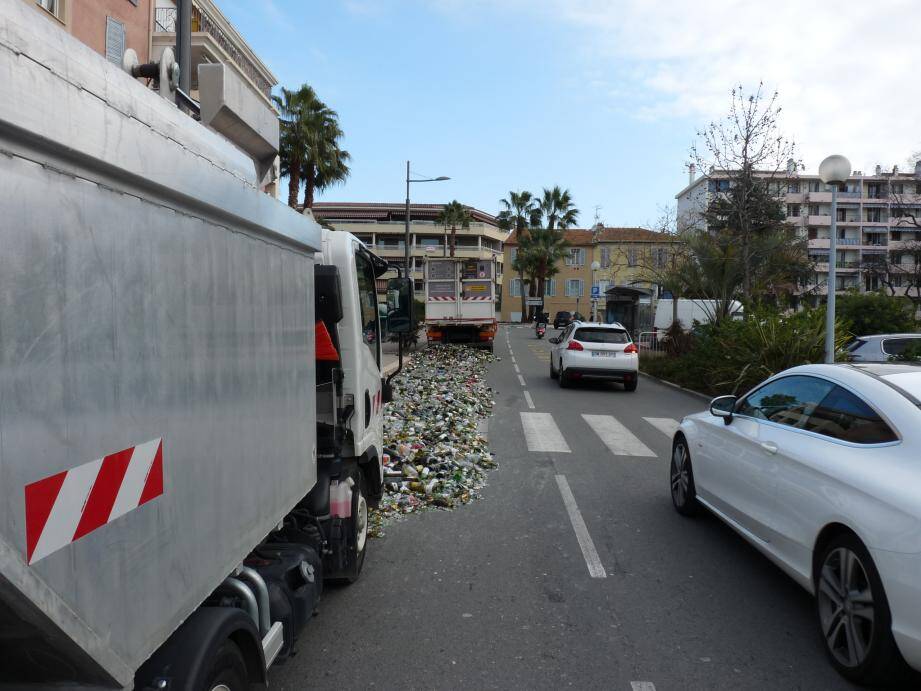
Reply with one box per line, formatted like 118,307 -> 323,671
354,251 -> 383,457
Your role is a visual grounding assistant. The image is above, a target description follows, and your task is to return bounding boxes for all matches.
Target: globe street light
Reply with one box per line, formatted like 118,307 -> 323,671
591,260 -> 601,321
405,161 -> 450,276
818,154 -> 852,364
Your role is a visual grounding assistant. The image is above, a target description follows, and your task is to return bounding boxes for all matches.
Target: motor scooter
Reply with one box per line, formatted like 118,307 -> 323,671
536,322 -> 546,339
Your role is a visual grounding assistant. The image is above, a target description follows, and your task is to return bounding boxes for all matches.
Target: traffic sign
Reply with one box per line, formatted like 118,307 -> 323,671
591,286 -> 601,298
525,297 -> 544,306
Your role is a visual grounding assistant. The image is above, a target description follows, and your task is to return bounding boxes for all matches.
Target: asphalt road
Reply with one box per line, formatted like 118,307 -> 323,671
271,325 -> 861,690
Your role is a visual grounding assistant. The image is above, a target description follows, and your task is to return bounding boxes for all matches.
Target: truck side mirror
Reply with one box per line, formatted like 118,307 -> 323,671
386,277 -> 416,334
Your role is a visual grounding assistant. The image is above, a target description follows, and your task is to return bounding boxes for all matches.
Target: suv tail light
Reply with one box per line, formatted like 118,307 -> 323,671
567,340 -> 584,351
624,343 -> 638,354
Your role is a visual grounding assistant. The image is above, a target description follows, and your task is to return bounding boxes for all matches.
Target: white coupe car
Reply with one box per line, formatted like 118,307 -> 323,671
549,321 -> 638,391
671,363 -> 921,685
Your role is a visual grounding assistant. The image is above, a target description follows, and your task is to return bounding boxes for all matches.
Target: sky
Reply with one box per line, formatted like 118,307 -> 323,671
218,0 -> 921,228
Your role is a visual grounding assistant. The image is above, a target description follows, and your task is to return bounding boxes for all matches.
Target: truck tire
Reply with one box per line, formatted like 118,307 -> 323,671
341,470 -> 368,584
202,639 -> 248,691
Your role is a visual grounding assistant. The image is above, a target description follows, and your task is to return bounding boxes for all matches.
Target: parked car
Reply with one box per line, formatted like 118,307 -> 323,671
670,363 -> 921,685
553,311 -> 572,329
847,333 -> 921,362
549,321 -> 638,391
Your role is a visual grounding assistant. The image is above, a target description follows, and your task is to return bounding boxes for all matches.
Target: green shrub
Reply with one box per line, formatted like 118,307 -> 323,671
642,307 -> 850,396
836,291 -> 916,336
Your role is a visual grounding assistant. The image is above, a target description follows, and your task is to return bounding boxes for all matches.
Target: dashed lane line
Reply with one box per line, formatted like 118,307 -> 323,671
555,474 -> 607,579
520,412 -> 570,453
630,683 -> 656,691
582,414 -> 657,458
523,390 -> 535,409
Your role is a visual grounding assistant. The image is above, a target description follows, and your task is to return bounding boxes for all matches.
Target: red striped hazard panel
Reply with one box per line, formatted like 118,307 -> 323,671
24,438 -> 163,564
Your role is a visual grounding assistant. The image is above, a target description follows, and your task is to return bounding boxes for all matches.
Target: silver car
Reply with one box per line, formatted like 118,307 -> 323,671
847,333 -> 921,362
671,363 -> 921,685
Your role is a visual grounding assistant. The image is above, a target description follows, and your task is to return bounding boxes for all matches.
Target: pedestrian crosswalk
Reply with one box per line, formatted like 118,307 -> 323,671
519,412 -> 680,458
582,414 -> 656,457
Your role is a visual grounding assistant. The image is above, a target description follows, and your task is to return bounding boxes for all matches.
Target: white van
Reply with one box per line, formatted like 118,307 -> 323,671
653,299 -> 743,332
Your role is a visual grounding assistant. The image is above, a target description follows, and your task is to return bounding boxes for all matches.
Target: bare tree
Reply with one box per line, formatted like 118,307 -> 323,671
882,172 -> 921,309
691,83 -> 800,304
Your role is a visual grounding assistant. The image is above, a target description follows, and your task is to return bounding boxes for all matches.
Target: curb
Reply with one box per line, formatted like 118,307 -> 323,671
639,371 -> 711,402
383,355 -> 412,378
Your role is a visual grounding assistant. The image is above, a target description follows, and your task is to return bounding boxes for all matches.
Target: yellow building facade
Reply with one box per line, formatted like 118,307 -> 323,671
500,226 -> 679,323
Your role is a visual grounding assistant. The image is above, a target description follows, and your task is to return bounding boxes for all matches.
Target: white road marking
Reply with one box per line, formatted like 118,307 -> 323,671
517,374 -> 526,386
523,390 -> 535,409
643,417 -> 680,438
555,474 -> 606,578
631,683 -> 657,691
582,414 -> 657,458
511,356 -> 516,364
520,412 -> 570,453
514,364 -> 521,373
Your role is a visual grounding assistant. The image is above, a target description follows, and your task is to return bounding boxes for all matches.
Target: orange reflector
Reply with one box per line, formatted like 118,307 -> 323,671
315,321 -> 340,361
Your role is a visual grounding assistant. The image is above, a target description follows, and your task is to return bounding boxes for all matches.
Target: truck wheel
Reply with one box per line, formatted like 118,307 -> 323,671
202,639 -> 248,691
342,471 -> 368,584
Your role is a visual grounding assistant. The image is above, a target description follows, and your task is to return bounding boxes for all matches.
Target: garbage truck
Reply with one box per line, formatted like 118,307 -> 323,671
424,257 -> 498,352
0,3 -> 415,688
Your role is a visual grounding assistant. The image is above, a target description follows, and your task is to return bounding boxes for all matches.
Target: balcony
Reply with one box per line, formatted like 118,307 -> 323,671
807,215 -> 830,226
807,192 -> 833,203
836,238 -> 859,246
153,3 -> 275,104
808,238 -> 830,248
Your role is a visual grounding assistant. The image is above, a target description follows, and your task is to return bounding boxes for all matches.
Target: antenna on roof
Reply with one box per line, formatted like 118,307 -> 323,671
593,205 -> 602,225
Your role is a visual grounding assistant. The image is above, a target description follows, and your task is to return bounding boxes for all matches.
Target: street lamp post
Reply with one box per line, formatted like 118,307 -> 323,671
591,260 -> 601,322
404,161 -> 450,280
818,154 -> 852,364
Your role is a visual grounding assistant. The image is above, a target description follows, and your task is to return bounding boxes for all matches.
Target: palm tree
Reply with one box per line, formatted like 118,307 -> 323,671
524,187 -> 578,318
497,191 -> 537,322
436,200 -> 472,257
273,84 -> 351,210
273,86 -> 308,209
538,186 -> 579,231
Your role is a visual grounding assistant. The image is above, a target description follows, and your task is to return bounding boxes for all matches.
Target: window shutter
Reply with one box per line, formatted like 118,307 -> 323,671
105,17 -> 126,66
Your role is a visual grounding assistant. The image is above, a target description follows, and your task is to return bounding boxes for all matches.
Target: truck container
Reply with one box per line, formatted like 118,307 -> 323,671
424,257 -> 498,352
0,3 -> 413,688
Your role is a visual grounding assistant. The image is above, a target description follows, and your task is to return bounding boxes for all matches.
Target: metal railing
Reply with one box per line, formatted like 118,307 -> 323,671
154,6 -> 273,100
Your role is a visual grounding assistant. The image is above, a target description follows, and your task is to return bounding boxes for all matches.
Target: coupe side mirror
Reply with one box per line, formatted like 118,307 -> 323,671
709,395 -> 736,424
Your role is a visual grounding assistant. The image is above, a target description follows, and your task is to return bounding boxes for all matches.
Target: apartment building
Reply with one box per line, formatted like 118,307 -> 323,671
151,0 -> 276,109
311,202 -> 506,298
501,226 -> 678,324
27,0 -> 153,64
676,161 -> 921,298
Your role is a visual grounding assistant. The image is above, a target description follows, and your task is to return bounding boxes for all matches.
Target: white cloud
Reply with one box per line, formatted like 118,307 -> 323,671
437,0 -> 921,173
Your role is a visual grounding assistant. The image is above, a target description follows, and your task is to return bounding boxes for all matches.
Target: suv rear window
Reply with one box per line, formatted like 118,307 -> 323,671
555,311 -> 571,318
574,327 -> 630,344
882,338 -> 921,356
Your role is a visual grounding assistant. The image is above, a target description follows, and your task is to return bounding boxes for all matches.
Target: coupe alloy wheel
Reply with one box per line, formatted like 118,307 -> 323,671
817,547 -> 875,669
670,443 -> 689,506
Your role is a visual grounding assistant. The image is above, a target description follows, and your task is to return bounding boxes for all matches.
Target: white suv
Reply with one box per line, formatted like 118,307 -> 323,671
549,321 -> 639,391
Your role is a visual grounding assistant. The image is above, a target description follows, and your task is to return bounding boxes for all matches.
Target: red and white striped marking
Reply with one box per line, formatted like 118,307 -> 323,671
24,438 -> 164,565
463,296 -> 493,301
428,296 -> 456,301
